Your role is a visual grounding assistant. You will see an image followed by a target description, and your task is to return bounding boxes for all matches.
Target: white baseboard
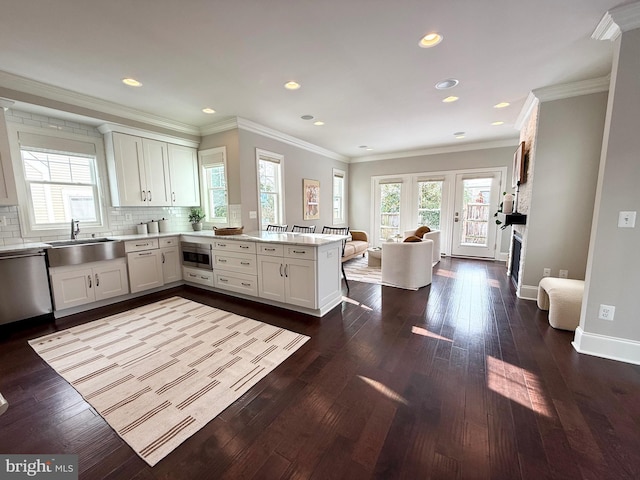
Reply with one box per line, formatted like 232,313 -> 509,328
517,284 -> 538,300
572,326 -> 640,365
495,251 -> 509,262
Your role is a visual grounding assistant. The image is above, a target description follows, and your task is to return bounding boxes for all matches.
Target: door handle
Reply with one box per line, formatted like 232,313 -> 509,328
148,190 -> 152,201
279,264 -> 283,277
142,190 -> 147,201
284,264 -> 288,277
88,275 -> 92,288
95,273 -> 99,287
162,253 -> 165,263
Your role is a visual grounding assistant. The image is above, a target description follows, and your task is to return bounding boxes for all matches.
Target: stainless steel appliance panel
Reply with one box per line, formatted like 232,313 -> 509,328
181,242 -> 213,270
0,250 -> 52,325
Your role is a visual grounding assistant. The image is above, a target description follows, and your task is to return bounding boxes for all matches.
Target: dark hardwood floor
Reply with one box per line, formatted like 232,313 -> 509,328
1,257 -> 639,479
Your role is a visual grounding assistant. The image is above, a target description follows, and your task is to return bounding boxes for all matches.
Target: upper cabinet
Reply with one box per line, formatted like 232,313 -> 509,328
100,124 -> 199,207
0,106 -> 18,206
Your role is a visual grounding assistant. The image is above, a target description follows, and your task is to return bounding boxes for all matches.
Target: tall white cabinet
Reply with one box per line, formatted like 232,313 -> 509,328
100,125 -> 200,207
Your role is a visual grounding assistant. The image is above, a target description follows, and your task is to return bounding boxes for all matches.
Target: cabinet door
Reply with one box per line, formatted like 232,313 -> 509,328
161,246 -> 181,283
50,267 -> 95,310
93,261 -> 129,301
257,255 -> 285,302
284,258 -> 317,309
127,250 -> 164,293
142,138 -> 171,206
112,132 -> 146,206
168,144 -> 200,206
0,109 -> 18,206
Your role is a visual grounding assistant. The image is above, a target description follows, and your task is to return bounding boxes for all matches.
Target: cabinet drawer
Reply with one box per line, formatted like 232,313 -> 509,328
215,271 -> 258,296
214,251 -> 257,275
258,243 -> 284,256
159,236 -> 179,248
285,245 -> 316,260
125,238 -> 159,252
213,239 -> 256,253
183,266 -> 214,287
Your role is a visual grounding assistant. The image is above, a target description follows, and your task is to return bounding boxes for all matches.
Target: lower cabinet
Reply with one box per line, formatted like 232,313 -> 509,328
183,266 -> 214,287
160,245 -> 181,283
257,255 -> 317,309
49,259 -> 129,311
127,250 -> 163,293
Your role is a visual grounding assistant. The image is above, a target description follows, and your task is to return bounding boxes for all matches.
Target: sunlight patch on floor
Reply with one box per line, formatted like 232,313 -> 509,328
357,375 -> 409,405
411,325 -> 453,342
486,355 -> 553,418
342,296 -> 373,311
434,268 -> 457,278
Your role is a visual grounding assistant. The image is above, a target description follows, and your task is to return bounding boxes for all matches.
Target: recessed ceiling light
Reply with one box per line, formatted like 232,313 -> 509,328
366,147 -> 374,151
435,78 -> 459,90
491,121 -> 505,126
122,78 -> 142,87
202,108 -> 216,114
494,102 -> 510,109
301,115 -> 314,120
419,33 -> 443,48
454,131 -> 466,139
442,96 -> 459,103
284,81 -> 301,90
313,121 -> 325,126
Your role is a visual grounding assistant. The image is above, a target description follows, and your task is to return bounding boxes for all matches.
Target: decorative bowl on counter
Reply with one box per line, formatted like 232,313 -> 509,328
213,226 -> 244,236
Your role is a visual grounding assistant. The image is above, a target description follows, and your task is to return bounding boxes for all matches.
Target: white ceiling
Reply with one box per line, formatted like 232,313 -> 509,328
0,0 -> 621,159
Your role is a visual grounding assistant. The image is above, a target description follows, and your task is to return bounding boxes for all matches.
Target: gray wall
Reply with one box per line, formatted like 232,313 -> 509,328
199,129 -> 241,204
520,92 -> 607,288
348,146 -> 516,252
582,30 -> 640,343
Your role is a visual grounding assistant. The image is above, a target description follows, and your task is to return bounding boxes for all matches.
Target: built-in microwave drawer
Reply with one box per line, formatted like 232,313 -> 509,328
285,245 -> 316,260
212,240 -> 256,254
258,244 -> 284,257
213,251 -> 257,275
214,271 -> 257,296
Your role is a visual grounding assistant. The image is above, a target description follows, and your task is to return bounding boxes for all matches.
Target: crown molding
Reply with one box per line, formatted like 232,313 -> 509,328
0,97 -> 15,111
593,2 -> 640,40
200,116 -> 348,162
350,138 -> 519,163
0,70 -> 200,136
514,91 -> 539,131
98,123 -> 200,148
532,76 -> 610,102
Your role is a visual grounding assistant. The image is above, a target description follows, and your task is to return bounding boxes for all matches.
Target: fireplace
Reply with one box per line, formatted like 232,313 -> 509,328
510,232 -> 522,289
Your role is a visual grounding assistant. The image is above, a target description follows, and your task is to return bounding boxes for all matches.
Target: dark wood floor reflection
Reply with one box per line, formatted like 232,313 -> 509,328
1,257 -> 639,479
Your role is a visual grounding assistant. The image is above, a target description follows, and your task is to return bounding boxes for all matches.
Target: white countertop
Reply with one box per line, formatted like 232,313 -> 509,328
0,242 -> 51,255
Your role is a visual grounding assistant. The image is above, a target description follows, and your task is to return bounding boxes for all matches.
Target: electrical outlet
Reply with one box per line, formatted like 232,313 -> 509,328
598,304 -> 615,321
618,211 -> 636,228
559,269 -> 568,279
0,216 -> 6,227
125,213 -> 133,222
543,268 -> 551,277
249,211 -> 257,219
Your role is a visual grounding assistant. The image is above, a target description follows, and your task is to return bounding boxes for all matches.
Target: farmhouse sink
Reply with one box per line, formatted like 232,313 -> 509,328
46,238 -> 125,267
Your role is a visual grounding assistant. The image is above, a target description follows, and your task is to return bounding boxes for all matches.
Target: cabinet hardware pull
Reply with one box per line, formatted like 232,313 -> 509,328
200,276 -> 208,280
280,264 -> 283,277
218,243 -> 226,247
189,273 -> 197,277
240,245 -> 249,249
241,282 -> 251,287
218,259 -> 227,263
265,248 -> 275,251
95,273 -> 99,287
148,190 -> 152,201
139,252 -> 153,256
142,191 -> 147,201
219,278 -> 228,282
240,261 -> 250,265
293,250 -> 306,254
284,264 -> 288,277
172,192 -> 176,202
162,253 -> 165,263
135,243 -> 150,247
88,275 -> 92,288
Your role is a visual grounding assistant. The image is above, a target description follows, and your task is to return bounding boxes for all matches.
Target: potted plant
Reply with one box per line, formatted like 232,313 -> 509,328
188,207 -> 205,231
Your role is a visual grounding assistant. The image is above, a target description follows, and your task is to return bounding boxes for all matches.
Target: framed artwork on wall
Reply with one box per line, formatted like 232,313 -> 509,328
512,141 -> 526,188
303,178 -> 320,220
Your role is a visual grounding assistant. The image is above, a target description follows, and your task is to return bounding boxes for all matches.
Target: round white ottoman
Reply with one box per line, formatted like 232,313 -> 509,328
537,278 -> 585,331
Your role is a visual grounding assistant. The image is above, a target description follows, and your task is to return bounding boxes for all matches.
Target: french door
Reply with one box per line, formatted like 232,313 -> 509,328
451,172 -> 501,258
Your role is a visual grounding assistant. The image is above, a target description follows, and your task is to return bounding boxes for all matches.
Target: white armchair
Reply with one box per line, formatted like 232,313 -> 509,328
381,239 -> 433,289
404,229 -> 441,265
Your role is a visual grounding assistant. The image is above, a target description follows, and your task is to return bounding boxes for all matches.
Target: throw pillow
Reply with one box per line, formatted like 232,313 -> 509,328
404,235 -> 422,242
414,226 -> 431,238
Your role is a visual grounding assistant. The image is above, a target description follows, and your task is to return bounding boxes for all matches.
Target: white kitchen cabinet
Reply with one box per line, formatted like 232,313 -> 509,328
161,245 -> 181,283
106,132 -> 170,207
257,255 -> 316,309
0,107 -> 18,206
168,143 -> 200,206
127,249 -> 164,293
49,259 -> 129,311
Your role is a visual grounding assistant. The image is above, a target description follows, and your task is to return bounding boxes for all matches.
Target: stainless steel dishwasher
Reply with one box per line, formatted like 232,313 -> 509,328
0,247 -> 53,325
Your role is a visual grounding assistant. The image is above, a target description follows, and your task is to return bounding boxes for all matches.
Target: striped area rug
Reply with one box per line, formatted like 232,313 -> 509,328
29,297 -> 309,466
343,255 -> 382,285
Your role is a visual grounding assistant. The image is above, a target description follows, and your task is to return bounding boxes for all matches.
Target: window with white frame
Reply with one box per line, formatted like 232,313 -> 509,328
378,180 -> 403,242
416,179 -> 443,230
332,168 -> 345,224
256,149 -> 284,229
198,147 -> 228,225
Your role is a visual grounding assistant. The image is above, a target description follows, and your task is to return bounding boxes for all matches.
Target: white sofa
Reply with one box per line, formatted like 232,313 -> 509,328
404,229 -> 441,265
381,239 -> 433,290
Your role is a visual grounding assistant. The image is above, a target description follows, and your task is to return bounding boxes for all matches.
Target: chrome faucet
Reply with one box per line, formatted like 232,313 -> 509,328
71,219 -> 80,240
